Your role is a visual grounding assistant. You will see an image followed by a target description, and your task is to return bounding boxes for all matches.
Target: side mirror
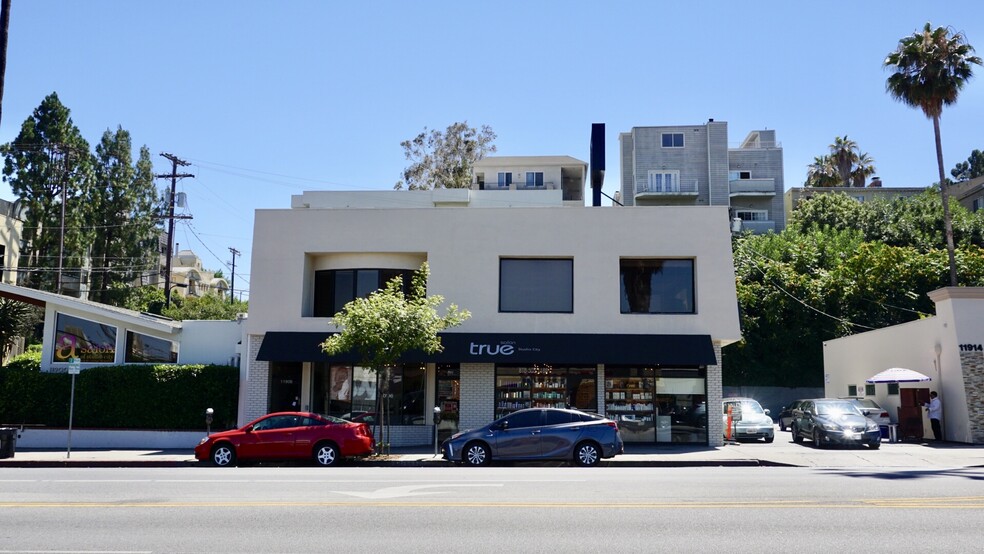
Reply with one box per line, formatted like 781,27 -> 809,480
764,408 -> 771,416
245,425 -> 254,433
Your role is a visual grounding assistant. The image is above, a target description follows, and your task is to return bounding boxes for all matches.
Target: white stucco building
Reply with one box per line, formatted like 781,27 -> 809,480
243,186 -> 742,447
823,287 -> 984,444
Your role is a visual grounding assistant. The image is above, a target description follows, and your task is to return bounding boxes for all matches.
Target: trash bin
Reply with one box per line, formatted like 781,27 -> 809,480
0,428 -> 16,459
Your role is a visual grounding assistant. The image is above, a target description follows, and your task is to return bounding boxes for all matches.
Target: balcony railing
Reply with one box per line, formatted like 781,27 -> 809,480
736,220 -> 776,234
474,181 -> 559,191
729,178 -> 776,195
636,178 -> 699,195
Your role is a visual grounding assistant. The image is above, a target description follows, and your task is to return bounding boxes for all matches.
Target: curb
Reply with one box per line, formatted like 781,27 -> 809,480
0,457 -> 791,469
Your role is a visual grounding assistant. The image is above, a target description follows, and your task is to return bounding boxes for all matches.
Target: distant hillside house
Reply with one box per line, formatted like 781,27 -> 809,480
169,249 -> 229,300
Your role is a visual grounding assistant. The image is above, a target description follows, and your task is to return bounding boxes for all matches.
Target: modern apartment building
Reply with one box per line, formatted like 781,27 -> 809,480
243,187 -> 742,448
620,120 -> 785,233
471,155 -> 588,206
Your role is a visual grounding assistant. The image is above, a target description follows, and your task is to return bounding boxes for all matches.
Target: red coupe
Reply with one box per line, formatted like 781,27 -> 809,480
195,412 -> 374,466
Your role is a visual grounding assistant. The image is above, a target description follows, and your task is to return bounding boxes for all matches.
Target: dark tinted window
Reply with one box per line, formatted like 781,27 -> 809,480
499,258 -> 573,313
620,259 -> 695,314
503,410 -> 542,429
313,268 -> 414,317
544,410 -> 574,426
576,412 -> 603,422
125,331 -> 177,363
53,313 -> 118,363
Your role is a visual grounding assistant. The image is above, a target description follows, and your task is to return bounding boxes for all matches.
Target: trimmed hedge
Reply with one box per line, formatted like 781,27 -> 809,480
0,359 -> 239,431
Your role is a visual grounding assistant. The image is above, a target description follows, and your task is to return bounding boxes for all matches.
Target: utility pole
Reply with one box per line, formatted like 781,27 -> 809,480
228,246 -> 239,304
156,153 -> 193,308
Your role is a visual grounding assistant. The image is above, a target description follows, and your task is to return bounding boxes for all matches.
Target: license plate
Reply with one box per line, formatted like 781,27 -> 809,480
745,428 -> 759,434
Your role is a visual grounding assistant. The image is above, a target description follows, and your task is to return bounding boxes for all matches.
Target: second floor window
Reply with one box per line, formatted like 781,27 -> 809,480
661,132 -> 684,148
620,259 -> 695,314
525,172 -> 544,187
313,268 -> 415,317
499,258 -> 573,313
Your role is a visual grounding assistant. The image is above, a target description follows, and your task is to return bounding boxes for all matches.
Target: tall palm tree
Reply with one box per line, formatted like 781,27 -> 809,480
805,155 -> 839,187
851,152 -> 876,187
829,136 -> 859,188
885,23 -> 982,286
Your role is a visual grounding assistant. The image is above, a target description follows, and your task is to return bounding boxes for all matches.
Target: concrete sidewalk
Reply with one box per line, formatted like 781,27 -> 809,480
2,439 -> 982,469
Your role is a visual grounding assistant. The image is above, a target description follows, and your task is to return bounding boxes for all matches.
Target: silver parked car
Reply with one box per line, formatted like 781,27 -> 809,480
723,397 -> 775,443
841,397 -> 891,428
441,408 -> 624,467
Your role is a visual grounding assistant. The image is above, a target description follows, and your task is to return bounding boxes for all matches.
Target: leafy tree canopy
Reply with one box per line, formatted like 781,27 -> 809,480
161,293 -> 248,321
790,189 -> 984,251
394,122 -> 496,190
951,149 -> 984,181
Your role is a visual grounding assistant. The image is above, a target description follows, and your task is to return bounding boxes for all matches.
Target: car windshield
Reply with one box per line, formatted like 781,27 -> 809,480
816,401 -> 861,416
733,400 -> 765,414
854,399 -> 880,410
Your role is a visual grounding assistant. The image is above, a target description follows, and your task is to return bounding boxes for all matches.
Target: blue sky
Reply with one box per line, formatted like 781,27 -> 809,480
2,1 -> 983,301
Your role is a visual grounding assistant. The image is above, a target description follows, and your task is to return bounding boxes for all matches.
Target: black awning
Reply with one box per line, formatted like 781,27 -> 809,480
257,331 -> 716,367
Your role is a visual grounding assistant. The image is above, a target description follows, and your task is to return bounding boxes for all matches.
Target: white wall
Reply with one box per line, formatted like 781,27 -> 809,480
179,320 -> 243,366
823,317 -> 939,430
247,202 -> 742,343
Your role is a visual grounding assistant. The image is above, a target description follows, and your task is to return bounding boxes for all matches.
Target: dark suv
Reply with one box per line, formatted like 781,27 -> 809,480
790,399 -> 881,449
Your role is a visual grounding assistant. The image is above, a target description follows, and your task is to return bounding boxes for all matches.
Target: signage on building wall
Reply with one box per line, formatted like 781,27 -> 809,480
958,344 -> 983,352
468,340 -> 542,358
54,332 -> 115,363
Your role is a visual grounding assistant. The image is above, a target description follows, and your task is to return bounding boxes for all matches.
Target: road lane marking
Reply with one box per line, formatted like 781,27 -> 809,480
332,484 -> 503,499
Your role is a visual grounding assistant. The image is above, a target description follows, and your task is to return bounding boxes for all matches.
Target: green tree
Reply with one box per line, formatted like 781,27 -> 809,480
1,92 -> 93,292
726,227 -> 984,388
0,298 -> 31,366
321,262 -> 470,452
850,152 -> 877,188
830,136 -> 861,187
394,122 -> 497,190
162,293 -> 249,321
950,149 -> 984,181
885,22 -> 983,286
87,128 -> 162,305
791,189 -> 984,251
805,155 -> 839,187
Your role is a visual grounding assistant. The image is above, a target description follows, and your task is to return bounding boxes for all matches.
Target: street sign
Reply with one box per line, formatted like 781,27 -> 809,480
68,357 -> 81,375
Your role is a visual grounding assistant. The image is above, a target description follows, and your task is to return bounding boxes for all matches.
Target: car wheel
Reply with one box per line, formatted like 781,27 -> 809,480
779,421 -> 787,432
764,435 -> 774,444
211,443 -> 236,467
463,442 -> 490,466
813,429 -> 824,449
791,425 -> 803,443
868,441 -> 881,450
314,442 -> 340,466
574,441 -> 601,467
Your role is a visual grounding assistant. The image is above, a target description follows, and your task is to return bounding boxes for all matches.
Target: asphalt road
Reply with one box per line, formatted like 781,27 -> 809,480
1,465 -> 982,553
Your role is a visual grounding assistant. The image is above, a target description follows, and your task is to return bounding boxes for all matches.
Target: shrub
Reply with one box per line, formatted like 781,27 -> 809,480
0,362 -> 239,430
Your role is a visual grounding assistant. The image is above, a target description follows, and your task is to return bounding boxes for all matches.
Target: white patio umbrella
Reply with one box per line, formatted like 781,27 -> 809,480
865,367 -> 932,383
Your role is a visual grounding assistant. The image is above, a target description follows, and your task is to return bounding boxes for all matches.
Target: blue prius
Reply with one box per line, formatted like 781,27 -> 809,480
442,408 -> 624,467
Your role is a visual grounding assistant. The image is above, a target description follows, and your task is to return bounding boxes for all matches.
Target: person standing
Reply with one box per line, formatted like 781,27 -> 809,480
924,391 -> 942,441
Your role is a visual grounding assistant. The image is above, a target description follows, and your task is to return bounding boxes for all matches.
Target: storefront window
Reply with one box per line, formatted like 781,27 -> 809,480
436,365 -> 460,442
124,331 -> 177,363
311,363 -> 425,425
606,367 -> 706,444
494,365 -> 597,419
53,313 -> 117,364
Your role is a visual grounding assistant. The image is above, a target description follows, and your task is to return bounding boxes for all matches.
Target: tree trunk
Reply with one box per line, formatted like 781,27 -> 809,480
934,115 -> 958,287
